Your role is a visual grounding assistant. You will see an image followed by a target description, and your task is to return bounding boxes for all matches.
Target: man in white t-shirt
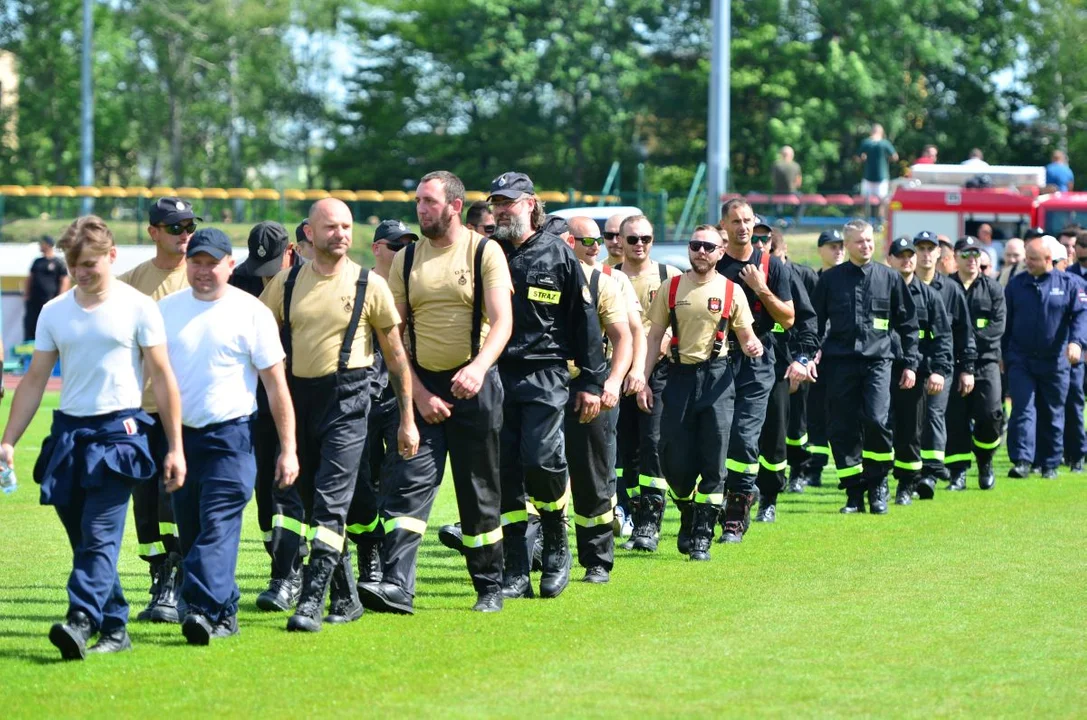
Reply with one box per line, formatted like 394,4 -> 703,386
159,229 -> 299,645
0,216 -> 185,661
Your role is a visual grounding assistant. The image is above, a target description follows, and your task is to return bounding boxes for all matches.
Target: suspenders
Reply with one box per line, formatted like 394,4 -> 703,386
282,264 -> 370,375
667,274 -> 735,364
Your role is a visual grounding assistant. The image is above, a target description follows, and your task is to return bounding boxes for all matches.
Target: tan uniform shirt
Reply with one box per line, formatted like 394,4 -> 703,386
623,261 -> 682,333
646,272 -> 753,364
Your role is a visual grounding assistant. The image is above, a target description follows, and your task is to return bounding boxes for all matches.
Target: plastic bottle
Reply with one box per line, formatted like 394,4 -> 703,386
0,460 -> 17,495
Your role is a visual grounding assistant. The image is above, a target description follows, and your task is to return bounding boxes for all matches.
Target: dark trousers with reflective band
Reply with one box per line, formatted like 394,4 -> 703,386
617,362 -> 668,504
172,417 -> 255,623
823,357 -> 894,488
890,370 -> 925,484
252,409 -> 279,553
1007,356 -> 1069,469
660,358 -> 735,507
382,365 -> 504,596
1064,362 -> 1087,463
920,384 -> 951,478
786,383 -> 810,471
726,347 -> 775,493
946,362 -> 1003,471
563,400 -> 615,570
273,369 -> 371,568
805,374 -> 831,472
756,375 -> 790,499
132,415 -> 178,561
346,395 -> 399,544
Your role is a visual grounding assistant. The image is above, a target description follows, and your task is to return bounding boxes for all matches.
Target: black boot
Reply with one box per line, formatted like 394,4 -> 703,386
182,613 -> 214,646
357,581 -> 415,615
807,465 -> 824,487
500,525 -> 533,599
840,486 -> 866,514
631,493 -> 664,552
619,496 -> 639,551
437,523 -> 465,553
755,493 -> 777,523
867,477 -> 888,515
538,510 -> 571,599
895,481 -> 913,506
148,552 -> 183,623
978,459 -> 995,490
947,469 -> 967,491
326,551 -> 364,624
688,503 -> 717,561
355,538 -> 383,595
527,513 -> 544,572
787,468 -> 806,494
718,492 -> 754,543
49,609 -> 95,661
286,555 -> 337,633
1008,462 -> 1031,478
87,626 -> 131,654
136,557 -> 166,622
256,571 -> 301,612
675,499 -> 694,555
915,475 -> 937,500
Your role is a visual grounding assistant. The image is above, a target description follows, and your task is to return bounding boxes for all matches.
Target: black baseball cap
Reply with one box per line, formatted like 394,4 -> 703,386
817,229 -> 844,246
41,235 -> 55,247
295,219 -> 310,245
489,172 -> 534,200
149,197 -> 202,226
1023,227 -> 1046,240
955,236 -> 982,252
374,219 -> 418,244
186,228 -> 232,260
753,215 -> 772,232
542,215 -> 569,237
239,222 -> 289,277
889,236 -> 916,257
913,230 -> 938,246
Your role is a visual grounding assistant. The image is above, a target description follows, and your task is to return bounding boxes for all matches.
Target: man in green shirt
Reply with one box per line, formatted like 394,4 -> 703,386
857,124 -> 898,222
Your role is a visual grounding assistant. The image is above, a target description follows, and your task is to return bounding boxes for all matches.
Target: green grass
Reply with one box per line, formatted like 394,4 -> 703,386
3,404 -> 1086,714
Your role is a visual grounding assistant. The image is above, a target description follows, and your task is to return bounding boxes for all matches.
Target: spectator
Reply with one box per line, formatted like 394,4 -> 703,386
1046,150 -> 1075,192
979,248 -> 994,277
937,236 -> 957,275
975,223 -> 1003,268
999,238 -> 1026,287
915,145 -> 938,165
23,235 -> 69,341
465,200 -> 496,237
961,149 -> 989,169
1057,225 -> 1081,261
771,146 -> 802,193
857,123 -> 898,222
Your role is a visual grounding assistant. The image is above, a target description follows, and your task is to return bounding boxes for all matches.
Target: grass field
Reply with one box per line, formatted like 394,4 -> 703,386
1,393 -> 1085,717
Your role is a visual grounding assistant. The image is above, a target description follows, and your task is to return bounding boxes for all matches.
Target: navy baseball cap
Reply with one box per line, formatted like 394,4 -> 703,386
889,236 -> 916,257
41,235 -> 55,247
295,219 -> 310,245
913,230 -> 938,246
954,236 -> 982,252
374,219 -> 418,244
489,172 -> 534,200
150,197 -> 202,226
753,215 -> 772,232
817,229 -> 843,246
241,221 -> 289,277
1023,227 -> 1046,240
186,228 -> 232,260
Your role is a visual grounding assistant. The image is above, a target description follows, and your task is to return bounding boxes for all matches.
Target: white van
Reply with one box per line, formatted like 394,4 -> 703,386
550,205 -> 690,270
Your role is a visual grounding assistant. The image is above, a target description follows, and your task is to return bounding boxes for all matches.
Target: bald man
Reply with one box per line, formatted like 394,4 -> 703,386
603,213 -> 629,266
260,198 -> 419,631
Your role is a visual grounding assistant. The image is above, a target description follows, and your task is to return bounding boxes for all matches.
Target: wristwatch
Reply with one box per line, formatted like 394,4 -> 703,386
795,355 -> 810,367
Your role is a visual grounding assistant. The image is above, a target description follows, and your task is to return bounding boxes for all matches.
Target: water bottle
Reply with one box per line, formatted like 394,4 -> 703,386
0,460 -> 16,495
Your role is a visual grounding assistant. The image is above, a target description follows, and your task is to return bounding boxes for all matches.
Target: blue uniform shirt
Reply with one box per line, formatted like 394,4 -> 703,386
1002,269 -> 1087,361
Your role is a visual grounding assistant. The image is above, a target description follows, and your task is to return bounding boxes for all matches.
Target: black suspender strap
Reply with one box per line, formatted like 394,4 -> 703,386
658,262 -> 668,283
666,275 -> 682,364
281,263 -> 303,374
338,268 -> 370,373
402,242 -> 417,363
470,238 -> 489,358
589,268 -> 601,307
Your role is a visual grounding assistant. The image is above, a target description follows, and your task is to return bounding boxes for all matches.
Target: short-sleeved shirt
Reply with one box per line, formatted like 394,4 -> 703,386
570,262 -> 628,377
388,230 -> 513,372
159,286 -> 285,428
1046,162 -> 1075,192
118,259 -> 190,413
859,138 -> 897,182
35,283 -> 166,417
621,261 -> 682,333
610,268 -> 642,321
27,256 -> 68,306
771,160 -> 801,193
646,273 -> 752,364
260,259 -> 399,379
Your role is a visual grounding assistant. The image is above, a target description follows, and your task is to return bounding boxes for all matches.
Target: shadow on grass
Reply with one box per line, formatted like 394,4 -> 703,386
0,649 -> 64,665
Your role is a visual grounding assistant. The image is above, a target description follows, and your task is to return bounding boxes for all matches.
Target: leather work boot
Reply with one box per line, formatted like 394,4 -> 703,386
256,572 -> 302,612
286,555 -> 337,633
978,459 -> 996,490
895,481 -> 913,506
675,499 -> 694,555
182,613 -> 214,646
527,514 -> 544,572
718,492 -> 754,543
49,610 -> 95,661
213,614 -> 239,639
326,551 -> 364,624
356,538 -> 384,586
687,503 -> 718,561
947,470 -> 967,492
357,581 -> 415,615
582,566 -> 610,584
631,493 -> 664,552
840,486 -> 866,514
500,525 -> 533,599
1008,462 -> 1032,479
87,626 -> 131,655
472,591 -> 503,613
867,477 -> 889,515
437,523 -> 465,554
136,557 -> 165,622
148,552 -> 183,624
755,494 -> 777,523
538,510 -> 571,599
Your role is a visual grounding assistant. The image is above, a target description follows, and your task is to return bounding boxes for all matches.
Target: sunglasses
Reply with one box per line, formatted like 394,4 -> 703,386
626,235 -> 653,245
752,233 -> 771,244
376,240 -> 408,252
958,250 -> 981,259
603,231 -> 620,241
158,222 -> 196,236
480,224 -> 497,235
689,240 -> 721,253
575,236 -> 604,247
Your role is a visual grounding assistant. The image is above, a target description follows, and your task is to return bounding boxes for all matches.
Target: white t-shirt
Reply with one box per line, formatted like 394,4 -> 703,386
35,283 -> 167,417
158,286 -> 285,429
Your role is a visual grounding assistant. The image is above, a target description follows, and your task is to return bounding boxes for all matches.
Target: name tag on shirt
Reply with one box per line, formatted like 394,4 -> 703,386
528,287 -> 561,304
1050,287 -> 1065,296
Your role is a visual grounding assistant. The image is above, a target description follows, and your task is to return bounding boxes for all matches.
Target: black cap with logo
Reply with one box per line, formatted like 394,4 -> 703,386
954,236 -> 982,252
889,236 -> 916,257
817,229 -> 844,247
912,230 -> 938,247
238,222 -> 289,277
488,172 -> 535,200
373,219 -> 419,245
149,197 -> 202,226
1023,227 -> 1046,241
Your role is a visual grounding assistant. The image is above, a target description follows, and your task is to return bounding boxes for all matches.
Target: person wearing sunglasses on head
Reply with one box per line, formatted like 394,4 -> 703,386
714,203 -> 797,542
116,196 -> 200,626
603,213 -> 631,266
640,226 -> 762,560
613,214 -> 681,553
465,201 -> 496,238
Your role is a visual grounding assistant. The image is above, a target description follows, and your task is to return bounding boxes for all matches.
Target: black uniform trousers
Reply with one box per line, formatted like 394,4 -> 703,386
563,399 -> 615,571
172,417 -> 255,624
660,358 -> 735,507
617,362 -> 668,504
132,414 -> 179,562
272,368 -> 371,569
945,362 -> 1003,471
805,374 -> 832,474
1064,362 -> 1087,464
381,364 -> 504,596
726,347 -> 775,493
346,394 -> 399,544
755,375 -> 791,499
786,383 -> 810,472
823,357 -> 894,488
920,385 -> 951,480
890,365 -> 925,486
499,361 -> 570,513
